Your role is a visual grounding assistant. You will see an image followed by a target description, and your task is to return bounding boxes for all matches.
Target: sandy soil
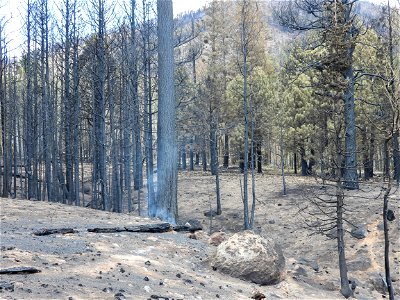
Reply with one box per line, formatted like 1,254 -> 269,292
0,170 -> 399,300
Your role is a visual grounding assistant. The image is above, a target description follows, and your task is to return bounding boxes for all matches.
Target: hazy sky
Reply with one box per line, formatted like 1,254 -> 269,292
0,0 -> 396,57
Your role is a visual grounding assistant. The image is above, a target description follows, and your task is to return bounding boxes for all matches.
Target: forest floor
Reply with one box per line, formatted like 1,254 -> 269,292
0,169 -> 399,300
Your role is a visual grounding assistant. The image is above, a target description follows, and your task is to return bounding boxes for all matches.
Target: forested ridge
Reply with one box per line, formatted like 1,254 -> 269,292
0,0 -> 399,298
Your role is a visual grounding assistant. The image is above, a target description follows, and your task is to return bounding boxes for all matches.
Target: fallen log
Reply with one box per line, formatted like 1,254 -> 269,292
172,224 -> 203,232
88,223 -> 171,233
124,223 -> 171,233
33,228 -> 78,236
31,222 -> 202,236
87,227 -> 127,233
0,267 -> 41,275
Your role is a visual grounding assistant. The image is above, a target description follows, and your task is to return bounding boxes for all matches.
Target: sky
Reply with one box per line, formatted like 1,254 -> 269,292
0,0 -> 396,58
0,0 -> 211,57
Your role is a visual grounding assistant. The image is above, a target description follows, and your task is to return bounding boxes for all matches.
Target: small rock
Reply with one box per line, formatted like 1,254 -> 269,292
252,291 -> 266,300
348,257 -> 371,271
185,219 -> 202,229
204,210 -> 218,217
268,220 -> 275,224
0,281 -> 14,292
145,261 -> 151,266
120,268 -> 125,273
387,210 -> 395,221
144,276 -> 149,281
176,273 -> 181,278
114,292 -> 125,300
369,273 -> 387,294
351,227 -> 367,239
293,266 -> 308,277
298,258 -> 319,272
209,231 -> 226,246
326,229 -> 337,239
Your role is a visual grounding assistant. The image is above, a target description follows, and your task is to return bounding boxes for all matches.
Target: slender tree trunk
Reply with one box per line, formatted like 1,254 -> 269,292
142,0 -> 155,216
383,180 -> 395,300
223,134 -> 229,168
189,137 -> 194,171
131,0 -> 143,192
383,140 -> 390,180
280,127 -> 286,196
72,1 -> 80,206
300,147 -> 308,176
92,0 -> 108,210
241,3 -> 250,230
393,131 -> 400,185
335,125 -> 352,298
25,0 -> 35,200
202,137 -> 207,171
181,142 -> 187,170
64,0 -> 73,203
210,122 -> 218,176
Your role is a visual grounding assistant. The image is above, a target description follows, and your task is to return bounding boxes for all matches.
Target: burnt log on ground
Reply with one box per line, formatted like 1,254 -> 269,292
88,223 -> 171,233
87,227 -> 127,233
0,267 -> 41,275
29,223 -> 202,236
88,222 -> 202,233
172,224 -> 203,232
33,228 -> 78,236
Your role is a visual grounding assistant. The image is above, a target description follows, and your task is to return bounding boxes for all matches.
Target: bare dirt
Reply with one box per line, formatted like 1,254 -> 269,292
0,170 -> 399,300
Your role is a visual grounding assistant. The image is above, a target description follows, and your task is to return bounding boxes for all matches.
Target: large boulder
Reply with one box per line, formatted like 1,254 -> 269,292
211,231 -> 285,285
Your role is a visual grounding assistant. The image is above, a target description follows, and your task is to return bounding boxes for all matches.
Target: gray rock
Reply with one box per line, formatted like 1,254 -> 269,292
351,227 -> 367,239
298,258 -> 319,272
293,266 -> 308,277
369,273 -> 387,294
211,231 -> 285,285
326,229 -> 337,239
348,257 -> 371,271
0,281 -> 14,292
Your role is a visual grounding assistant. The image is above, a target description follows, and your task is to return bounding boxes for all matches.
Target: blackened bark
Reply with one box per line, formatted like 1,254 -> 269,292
143,0 -> 155,216
131,0 -> 143,192
189,137 -> 194,171
256,141 -> 262,174
223,134 -> 229,168
294,152 -> 298,174
383,140 -> 390,180
393,131 -> 400,184
210,123 -> 218,176
337,189 -> 352,298
181,142 -> 187,170
383,185 -> 395,300
300,147 -> 308,176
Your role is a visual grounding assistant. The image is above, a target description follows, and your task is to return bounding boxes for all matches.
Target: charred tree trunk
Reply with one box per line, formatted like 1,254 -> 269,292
155,0 -> 178,223
223,134 -> 229,168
